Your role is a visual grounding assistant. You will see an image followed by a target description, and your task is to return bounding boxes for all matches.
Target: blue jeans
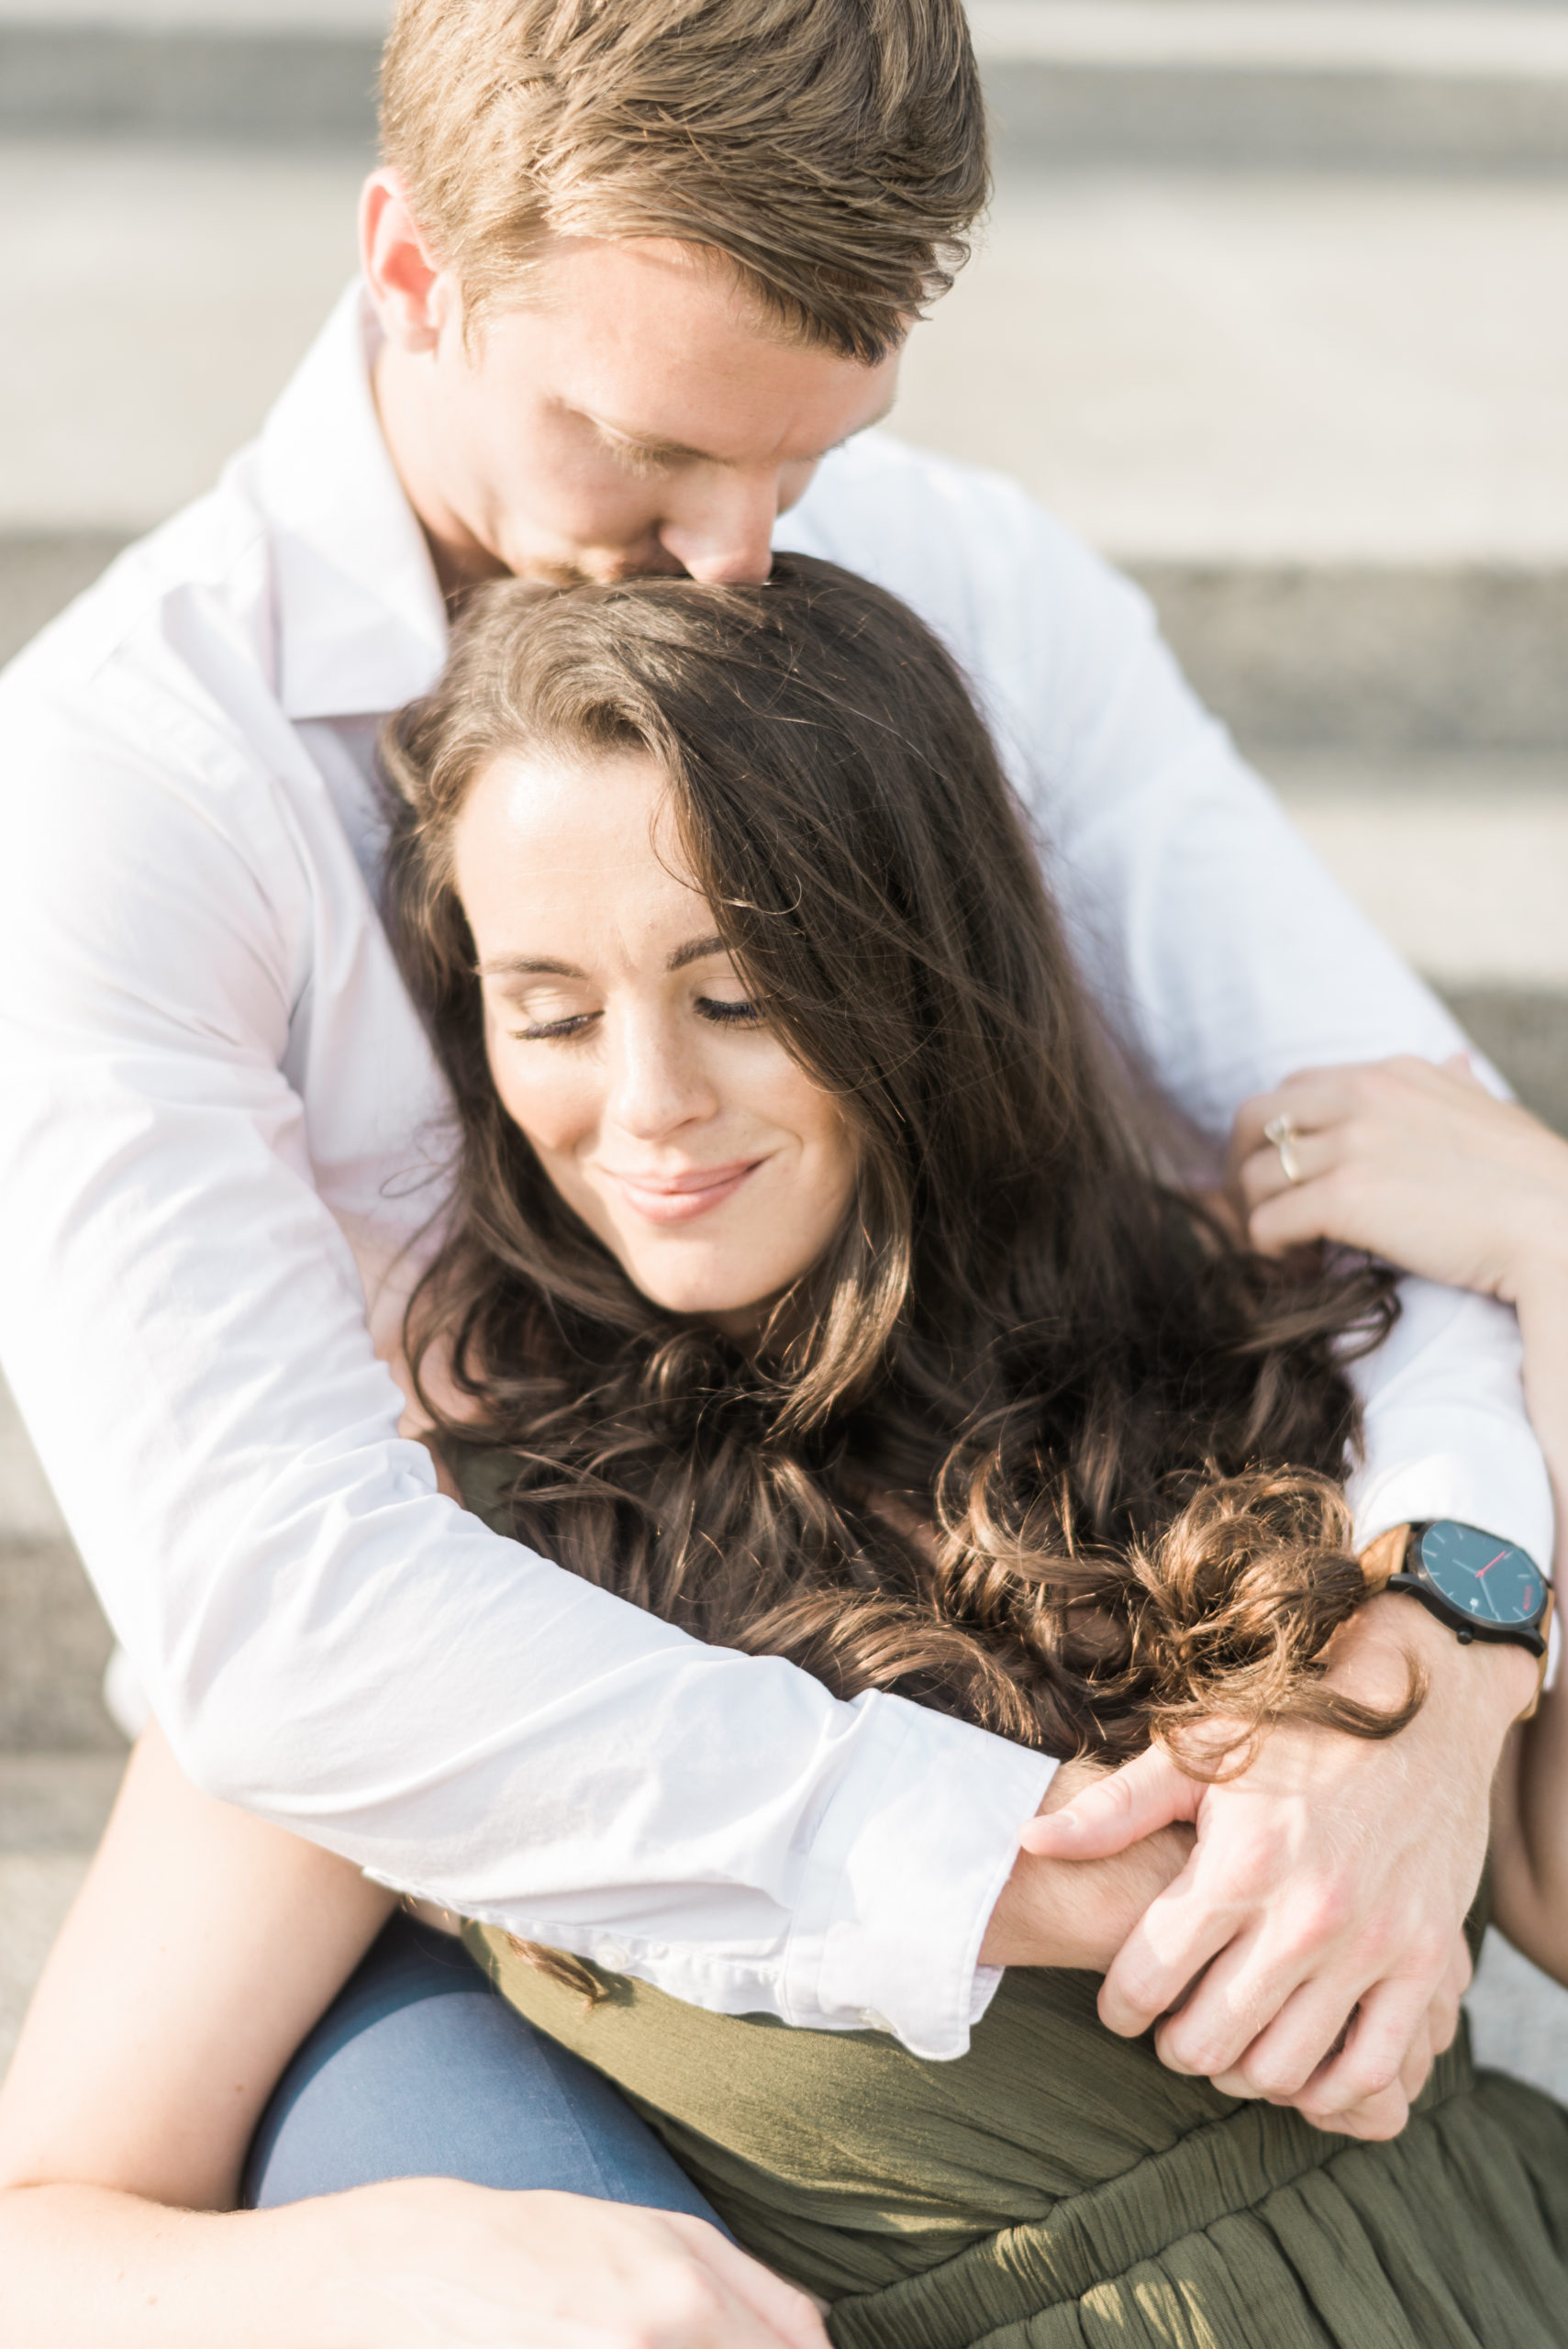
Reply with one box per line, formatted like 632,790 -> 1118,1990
243,1914 -> 723,2227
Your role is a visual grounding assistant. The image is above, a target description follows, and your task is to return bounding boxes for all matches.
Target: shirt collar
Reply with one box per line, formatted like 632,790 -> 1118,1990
256,279 -> 450,723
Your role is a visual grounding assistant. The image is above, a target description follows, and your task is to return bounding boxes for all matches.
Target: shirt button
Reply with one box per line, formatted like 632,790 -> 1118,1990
597,1940 -> 631,1973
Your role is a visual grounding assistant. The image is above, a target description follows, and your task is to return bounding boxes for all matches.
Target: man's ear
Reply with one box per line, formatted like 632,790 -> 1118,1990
360,168 -> 456,355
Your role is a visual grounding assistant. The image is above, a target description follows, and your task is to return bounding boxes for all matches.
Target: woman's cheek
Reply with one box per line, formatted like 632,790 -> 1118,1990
490,1047 -> 595,1160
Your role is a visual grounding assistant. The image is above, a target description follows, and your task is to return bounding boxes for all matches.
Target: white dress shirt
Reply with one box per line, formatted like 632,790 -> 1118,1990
0,284 -> 1551,2060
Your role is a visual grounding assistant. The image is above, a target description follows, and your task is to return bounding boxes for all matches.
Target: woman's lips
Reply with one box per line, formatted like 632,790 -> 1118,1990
601,1159 -> 763,1224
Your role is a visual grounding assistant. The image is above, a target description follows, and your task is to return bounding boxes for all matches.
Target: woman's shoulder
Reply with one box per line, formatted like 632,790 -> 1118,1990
445,1440 -> 518,1535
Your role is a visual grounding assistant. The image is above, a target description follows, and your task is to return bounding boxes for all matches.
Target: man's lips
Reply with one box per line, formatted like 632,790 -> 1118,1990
600,1159 -> 763,1224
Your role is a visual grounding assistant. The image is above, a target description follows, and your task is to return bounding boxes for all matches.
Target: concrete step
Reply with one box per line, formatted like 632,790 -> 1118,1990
0,0 -> 387,150
901,166 -> 1568,573
1273,751 -> 1568,992
0,1753 -> 126,2076
6,1 -> 1568,169
976,1 -> 1568,173
0,1379 -> 120,1753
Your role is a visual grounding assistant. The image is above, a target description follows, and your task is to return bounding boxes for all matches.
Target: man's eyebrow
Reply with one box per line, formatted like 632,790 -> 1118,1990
587,399 -> 898,470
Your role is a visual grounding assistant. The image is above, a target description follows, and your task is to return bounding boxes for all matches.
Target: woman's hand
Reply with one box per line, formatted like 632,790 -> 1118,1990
1230,1053 -> 1568,1298
0,2178 -> 830,2349
301,2180 -> 829,2349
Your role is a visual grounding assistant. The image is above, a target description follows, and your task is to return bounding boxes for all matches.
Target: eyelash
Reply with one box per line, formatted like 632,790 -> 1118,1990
695,996 -> 762,1027
513,996 -> 762,1042
597,429 -> 673,481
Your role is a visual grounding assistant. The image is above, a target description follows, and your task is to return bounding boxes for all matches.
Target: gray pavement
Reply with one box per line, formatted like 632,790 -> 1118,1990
0,138 -> 361,533
10,1 -> 1568,166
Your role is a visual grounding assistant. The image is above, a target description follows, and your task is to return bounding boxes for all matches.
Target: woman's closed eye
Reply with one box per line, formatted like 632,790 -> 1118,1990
512,1009 -> 600,1041
507,996 -> 763,1041
695,994 -> 762,1027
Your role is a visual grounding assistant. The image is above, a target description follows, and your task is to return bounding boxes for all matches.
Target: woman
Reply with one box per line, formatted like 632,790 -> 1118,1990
2,558 -> 1565,2345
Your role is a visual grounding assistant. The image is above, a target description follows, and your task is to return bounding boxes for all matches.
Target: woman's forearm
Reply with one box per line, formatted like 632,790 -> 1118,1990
1488,1256 -> 1568,1982
0,2186 -> 337,2349
0,2176 -> 829,2349
1514,1260 -> 1568,1584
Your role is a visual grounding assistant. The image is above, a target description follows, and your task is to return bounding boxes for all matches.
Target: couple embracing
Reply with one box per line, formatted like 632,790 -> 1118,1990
1,5 -> 1565,2344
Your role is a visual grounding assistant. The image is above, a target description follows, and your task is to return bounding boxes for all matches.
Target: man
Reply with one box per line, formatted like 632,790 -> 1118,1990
0,0 -> 1548,2194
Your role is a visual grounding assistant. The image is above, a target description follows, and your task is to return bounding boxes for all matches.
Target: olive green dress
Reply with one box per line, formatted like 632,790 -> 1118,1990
457,1456 -> 1568,2348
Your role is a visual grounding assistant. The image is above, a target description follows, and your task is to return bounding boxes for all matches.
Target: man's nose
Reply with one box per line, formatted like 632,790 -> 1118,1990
658,473 -> 781,585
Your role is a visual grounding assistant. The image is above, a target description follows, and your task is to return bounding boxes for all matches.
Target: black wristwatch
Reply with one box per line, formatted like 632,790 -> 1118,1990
1388,1520 -> 1552,1659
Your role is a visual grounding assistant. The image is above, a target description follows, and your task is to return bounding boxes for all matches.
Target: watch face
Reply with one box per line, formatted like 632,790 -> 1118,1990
1416,1521 -> 1545,1630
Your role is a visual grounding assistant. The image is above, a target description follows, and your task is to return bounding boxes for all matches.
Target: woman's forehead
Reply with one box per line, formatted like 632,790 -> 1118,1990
456,745 -> 714,964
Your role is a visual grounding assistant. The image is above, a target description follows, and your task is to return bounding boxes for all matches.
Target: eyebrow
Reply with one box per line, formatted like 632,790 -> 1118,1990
587,401 -> 897,471
478,933 -> 729,982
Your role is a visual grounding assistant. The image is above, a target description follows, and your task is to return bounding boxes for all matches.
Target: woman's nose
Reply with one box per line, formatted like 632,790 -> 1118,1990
605,1018 -> 718,1141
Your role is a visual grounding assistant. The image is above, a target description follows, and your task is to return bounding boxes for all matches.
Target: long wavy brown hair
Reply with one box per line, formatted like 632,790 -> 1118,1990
383,554 -> 1413,1775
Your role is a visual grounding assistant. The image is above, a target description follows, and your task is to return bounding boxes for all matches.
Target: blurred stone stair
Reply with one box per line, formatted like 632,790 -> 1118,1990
0,1378 -> 125,2071
6,1 -> 1568,166
4,0 -> 1568,2093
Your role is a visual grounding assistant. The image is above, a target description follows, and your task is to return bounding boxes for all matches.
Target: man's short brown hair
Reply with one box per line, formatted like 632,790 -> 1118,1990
379,0 -> 987,362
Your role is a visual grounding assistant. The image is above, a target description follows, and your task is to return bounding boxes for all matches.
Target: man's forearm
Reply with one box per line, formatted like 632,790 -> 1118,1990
979,1761 -> 1192,1971
1336,1583 -> 1537,1734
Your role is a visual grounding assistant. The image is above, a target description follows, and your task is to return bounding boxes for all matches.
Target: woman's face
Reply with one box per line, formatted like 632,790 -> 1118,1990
451,746 -> 860,1334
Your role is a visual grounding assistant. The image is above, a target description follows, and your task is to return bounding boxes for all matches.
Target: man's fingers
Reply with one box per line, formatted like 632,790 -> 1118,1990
1199,1953 -> 1403,2107
1209,1997 -> 1426,2143
1140,1915 -> 1326,2078
1397,2015 -> 1436,2109
1018,1745 -> 1200,1861
1095,1889 -> 1248,2045
1195,1927 -> 1464,2127
1305,2077 -> 1412,2143
1282,1973 -> 1434,2134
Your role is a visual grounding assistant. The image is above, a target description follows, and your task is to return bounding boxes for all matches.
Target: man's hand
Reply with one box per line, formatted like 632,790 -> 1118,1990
981,1758 -> 1194,1973
1018,1595 -> 1531,2139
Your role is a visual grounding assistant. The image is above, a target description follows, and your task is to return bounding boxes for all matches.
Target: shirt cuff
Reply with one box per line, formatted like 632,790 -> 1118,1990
1347,1399 -> 1555,1575
1348,1398 -> 1559,1692
775,1692 -> 1058,2059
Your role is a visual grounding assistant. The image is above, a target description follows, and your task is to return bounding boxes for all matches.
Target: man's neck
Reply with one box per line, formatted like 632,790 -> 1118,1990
372,340 -> 508,602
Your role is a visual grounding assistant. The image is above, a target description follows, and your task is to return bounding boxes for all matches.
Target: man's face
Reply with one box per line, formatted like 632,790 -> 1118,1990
376,232 -> 903,589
